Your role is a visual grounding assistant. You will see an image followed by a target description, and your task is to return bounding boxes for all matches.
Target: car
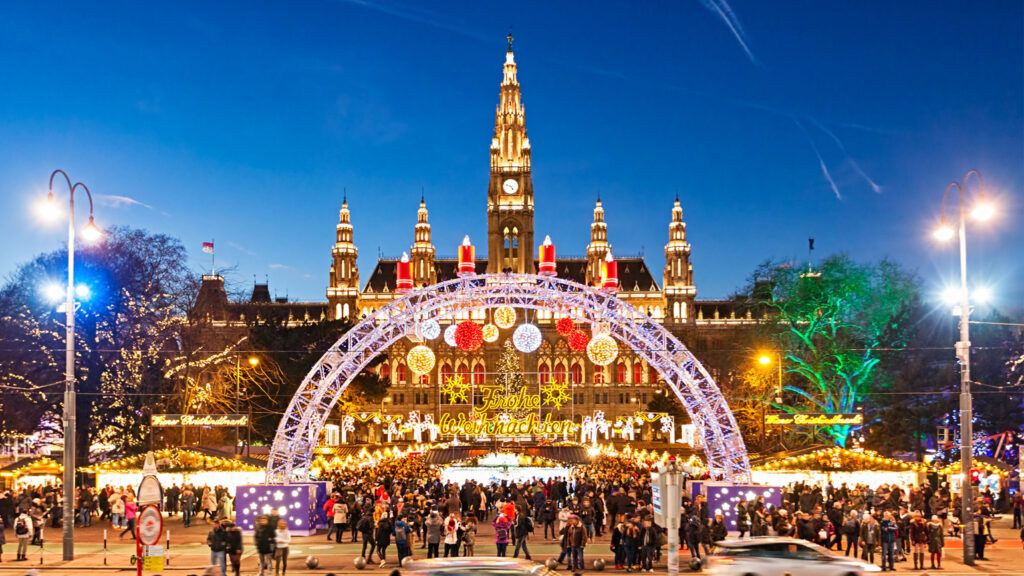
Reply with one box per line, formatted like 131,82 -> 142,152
397,557 -> 561,576
704,536 -> 882,576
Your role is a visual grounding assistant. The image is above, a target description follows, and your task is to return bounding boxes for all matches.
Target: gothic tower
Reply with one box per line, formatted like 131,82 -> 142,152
585,196 -> 610,285
487,34 -> 535,274
327,195 -> 359,320
410,194 -> 437,286
663,196 -> 696,323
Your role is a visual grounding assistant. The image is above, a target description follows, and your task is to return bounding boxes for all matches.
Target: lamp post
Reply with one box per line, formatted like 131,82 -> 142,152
235,356 -> 259,454
756,352 -> 783,450
42,169 -> 102,561
933,169 -> 993,566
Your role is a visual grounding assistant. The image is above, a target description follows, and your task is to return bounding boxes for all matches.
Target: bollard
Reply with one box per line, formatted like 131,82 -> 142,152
103,529 -> 108,565
165,529 -> 170,565
39,527 -> 44,565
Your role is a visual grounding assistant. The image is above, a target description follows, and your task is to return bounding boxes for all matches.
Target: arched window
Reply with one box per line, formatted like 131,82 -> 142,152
418,374 -> 429,386
343,303 -> 350,318
594,367 -> 605,385
335,303 -> 343,320
457,362 -> 470,383
554,362 -> 567,384
632,362 -> 643,385
616,362 -> 627,384
473,363 -> 485,386
648,364 -> 659,385
381,363 -> 391,383
440,363 -> 453,383
538,362 -> 551,384
673,301 -> 681,320
570,363 -> 583,385
397,363 -> 408,384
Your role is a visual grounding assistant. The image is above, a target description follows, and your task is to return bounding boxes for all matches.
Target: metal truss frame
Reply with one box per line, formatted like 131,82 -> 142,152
267,273 -> 751,483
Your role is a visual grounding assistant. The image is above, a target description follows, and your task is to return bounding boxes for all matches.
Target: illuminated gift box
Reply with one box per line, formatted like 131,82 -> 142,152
704,483 -> 782,532
235,482 -> 329,536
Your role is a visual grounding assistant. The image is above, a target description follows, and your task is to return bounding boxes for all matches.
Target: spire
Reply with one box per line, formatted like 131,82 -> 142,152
492,35 -> 530,171
411,194 -> 436,285
586,198 -> 610,284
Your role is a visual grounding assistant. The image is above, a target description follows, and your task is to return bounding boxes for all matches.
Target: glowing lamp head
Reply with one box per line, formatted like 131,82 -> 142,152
971,201 -> 995,222
248,356 -> 260,367
543,235 -> 552,246
42,283 -> 65,303
400,252 -> 409,263
74,284 -> 91,300
35,192 -> 60,222
932,224 -> 955,242
972,286 -> 993,305
940,286 -> 961,306
757,354 -> 772,366
80,216 -> 103,243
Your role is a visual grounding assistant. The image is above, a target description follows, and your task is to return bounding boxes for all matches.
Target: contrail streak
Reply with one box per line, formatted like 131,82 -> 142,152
809,118 -> 882,193
795,119 -> 841,199
699,0 -> 758,65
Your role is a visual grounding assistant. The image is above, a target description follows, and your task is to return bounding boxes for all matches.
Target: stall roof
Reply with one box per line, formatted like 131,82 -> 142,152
0,456 -> 62,477
83,447 -> 263,474
753,447 -> 929,473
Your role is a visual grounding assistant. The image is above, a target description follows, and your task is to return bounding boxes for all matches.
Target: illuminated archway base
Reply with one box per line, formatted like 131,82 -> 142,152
267,274 -> 750,483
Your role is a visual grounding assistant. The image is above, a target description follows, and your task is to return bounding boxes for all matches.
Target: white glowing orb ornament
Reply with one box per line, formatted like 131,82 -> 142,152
513,323 -> 542,353
443,324 -> 458,347
493,305 -> 517,329
418,319 -> 441,341
406,345 -> 436,375
586,334 -> 618,366
482,323 -> 499,343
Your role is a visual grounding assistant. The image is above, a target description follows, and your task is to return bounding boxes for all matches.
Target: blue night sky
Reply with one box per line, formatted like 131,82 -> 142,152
1,1 -> 1021,307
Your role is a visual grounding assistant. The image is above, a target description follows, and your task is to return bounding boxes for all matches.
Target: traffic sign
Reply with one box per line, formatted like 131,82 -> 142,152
137,505 -> 163,546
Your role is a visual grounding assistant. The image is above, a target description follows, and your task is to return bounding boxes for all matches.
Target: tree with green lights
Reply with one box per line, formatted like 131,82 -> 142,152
752,254 -> 916,446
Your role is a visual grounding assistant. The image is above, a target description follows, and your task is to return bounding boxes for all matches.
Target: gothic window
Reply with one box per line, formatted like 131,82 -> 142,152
397,363 -> 408,385
648,364 -> 659,385
473,363 -> 485,386
457,362 -> 470,383
570,363 -> 583,385
441,363 -> 453,383
381,363 -> 391,383
538,362 -> 550,383
616,362 -> 627,384
673,301 -> 681,320
335,303 -> 343,320
554,362 -> 566,384
594,367 -> 605,385
418,374 -> 429,386
343,303 -> 350,318
633,362 -> 643,385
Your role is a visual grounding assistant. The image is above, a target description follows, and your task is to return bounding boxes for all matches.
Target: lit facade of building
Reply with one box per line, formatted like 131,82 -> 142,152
192,38 -> 765,445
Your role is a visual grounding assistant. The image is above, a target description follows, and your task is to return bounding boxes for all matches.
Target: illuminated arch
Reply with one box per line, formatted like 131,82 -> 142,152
267,274 -> 750,483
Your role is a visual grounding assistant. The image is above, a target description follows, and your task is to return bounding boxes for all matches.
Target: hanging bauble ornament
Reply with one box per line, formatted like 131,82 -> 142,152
493,305 -> 517,329
443,324 -> 458,347
482,323 -> 499,343
406,345 -> 436,375
418,319 -> 441,341
568,330 -> 590,352
556,317 -> 576,336
454,320 -> 484,351
513,323 -> 542,353
587,334 -> 618,366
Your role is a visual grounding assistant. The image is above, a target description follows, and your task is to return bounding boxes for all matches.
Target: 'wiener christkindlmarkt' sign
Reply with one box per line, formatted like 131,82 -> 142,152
151,414 -> 248,427
764,413 -> 864,426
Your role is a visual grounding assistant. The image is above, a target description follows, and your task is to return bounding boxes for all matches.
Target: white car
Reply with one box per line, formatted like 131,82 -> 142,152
705,536 -> 882,576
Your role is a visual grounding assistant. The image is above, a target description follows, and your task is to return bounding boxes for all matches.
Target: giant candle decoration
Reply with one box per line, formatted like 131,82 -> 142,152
395,252 -> 413,293
458,235 -> 475,277
538,235 -> 557,276
601,251 -> 619,291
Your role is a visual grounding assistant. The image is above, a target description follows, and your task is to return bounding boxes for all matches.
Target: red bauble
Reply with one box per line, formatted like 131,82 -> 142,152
568,329 -> 590,352
556,317 -> 576,336
454,321 -> 484,351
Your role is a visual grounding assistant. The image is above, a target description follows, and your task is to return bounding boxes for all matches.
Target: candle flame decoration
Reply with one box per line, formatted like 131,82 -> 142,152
396,251 -> 413,293
538,234 -> 557,276
458,236 -> 475,277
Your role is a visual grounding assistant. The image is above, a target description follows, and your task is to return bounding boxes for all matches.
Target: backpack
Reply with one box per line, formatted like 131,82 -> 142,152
15,519 -> 28,536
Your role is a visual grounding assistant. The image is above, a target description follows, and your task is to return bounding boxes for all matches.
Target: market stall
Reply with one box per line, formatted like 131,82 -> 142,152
752,446 -> 929,489
83,448 -> 264,495
0,456 -> 62,489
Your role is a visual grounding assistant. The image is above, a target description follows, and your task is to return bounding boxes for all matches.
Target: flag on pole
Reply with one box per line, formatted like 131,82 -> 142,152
201,241 -> 215,254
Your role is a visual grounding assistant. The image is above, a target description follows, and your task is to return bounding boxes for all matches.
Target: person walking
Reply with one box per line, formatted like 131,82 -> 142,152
14,511 -> 31,561
443,512 -> 461,558
425,511 -> 443,559
254,515 -> 275,576
493,512 -> 512,557
512,510 -> 532,560
225,519 -> 243,576
181,486 -> 196,528
357,509 -> 376,561
206,519 -> 228,576
120,496 -> 138,540
566,515 -> 587,572
332,498 -> 349,544
879,511 -> 898,572
273,519 -> 290,576
927,515 -> 944,570
109,492 -> 125,529
375,513 -> 392,568
462,515 -> 477,557
860,513 -> 879,565
394,514 -> 413,567
908,512 -> 929,570
842,510 -> 861,558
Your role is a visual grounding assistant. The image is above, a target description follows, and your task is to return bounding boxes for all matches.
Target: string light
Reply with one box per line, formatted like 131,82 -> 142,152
568,329 -> 590,352
587,333 -> 618,366
556,317 -> 576,336
482,323 -> 499,343
513,323 -> 542,353
418,319 -> 441,341
493,305 -> 516,329
406,345 -> 436,375
454,321 -> 484,351
443,324 -> 457,347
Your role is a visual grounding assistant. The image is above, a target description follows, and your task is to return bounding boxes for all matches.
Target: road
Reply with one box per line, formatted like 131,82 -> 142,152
1,513 -> 1020,574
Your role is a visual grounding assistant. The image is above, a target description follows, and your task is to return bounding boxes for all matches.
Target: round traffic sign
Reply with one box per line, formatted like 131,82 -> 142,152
138,505 -> 163,546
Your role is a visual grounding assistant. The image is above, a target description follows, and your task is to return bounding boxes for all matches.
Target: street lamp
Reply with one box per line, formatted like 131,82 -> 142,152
932,169 -> 994,566
38,169 -> 102,561
235,356 -> 259,454
756,351 -> 784,450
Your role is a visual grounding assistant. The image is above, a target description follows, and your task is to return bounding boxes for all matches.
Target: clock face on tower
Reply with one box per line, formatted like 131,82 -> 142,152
502,178 -> 519,195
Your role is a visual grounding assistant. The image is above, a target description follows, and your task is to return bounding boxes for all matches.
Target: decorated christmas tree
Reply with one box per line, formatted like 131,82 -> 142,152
495,339 -> 531,418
